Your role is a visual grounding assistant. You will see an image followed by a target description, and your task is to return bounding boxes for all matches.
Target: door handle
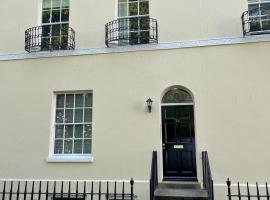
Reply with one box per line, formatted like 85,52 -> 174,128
174,145 -> 184,149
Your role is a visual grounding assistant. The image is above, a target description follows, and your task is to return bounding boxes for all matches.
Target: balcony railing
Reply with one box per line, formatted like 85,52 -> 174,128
25,25 -> 75,52
242,7 -> 270,36
105,17 -> 158,47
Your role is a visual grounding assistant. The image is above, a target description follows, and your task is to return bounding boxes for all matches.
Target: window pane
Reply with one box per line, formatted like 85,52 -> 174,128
75,94 -> 83,107
42,10 -> 51,23
41,37 -> 50,50
84,93 -> 93,107
75,125 -> 83,138
61,9 -> 69,22
84,109 -> 92,123
74,139 -> 83,153
51,9 -> 60,22
261,4 -> 270,15
55,109 -> 64,123
55,125 -> 64,138
249,4 -> 259,16
119,0 -> 127,2
84,124 -> 92,138
118,3 -> 128,17
140,17 -> 149,30
62,0 -> 70,8
52,0 -> 61,8
42,25 -> 51,37
66,94 -> 74,108
129,2 -> 138,16
54,140 -> 63,154
139,1 -> 149,15
51,36 -> 60,49
130,18 -> 139,30
52,24 -> 61,36
60,36 -> 68,49
61,24 -> 69,36
56,94 -> 65,108
64,125 -> 73,138
83,139 -> 91,154
140,31 -> 150,44
43,0 -> 51,9
262,20 -> 270,30
65,109 -> 74,123
74,109 -> 83,123
64,139 -> 73,154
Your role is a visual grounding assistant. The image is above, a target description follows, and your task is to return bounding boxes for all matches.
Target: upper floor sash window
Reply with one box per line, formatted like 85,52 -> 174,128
41,0 -> 70,50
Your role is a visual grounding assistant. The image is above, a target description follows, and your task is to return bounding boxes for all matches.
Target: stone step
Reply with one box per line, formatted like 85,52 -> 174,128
154,188 -> 208,200
157,182 -> 202,190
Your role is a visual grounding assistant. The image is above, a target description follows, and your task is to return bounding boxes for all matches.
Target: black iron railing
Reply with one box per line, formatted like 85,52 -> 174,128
25,25 -> 75,52
202,151 -> 214,200
149,151 -> 158,200
105,17 -> 158,47
227,179 -> 270,200
242,7 -> 270,36
0,179 -> 135,200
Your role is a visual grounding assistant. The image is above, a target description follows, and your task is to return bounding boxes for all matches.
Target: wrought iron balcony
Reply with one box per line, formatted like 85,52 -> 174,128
242,7 -> 270,36
105,17 -> 158,47
25,25 -> 75,52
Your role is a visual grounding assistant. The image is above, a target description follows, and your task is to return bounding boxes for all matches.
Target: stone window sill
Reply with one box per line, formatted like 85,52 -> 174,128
47,155 -> 93,163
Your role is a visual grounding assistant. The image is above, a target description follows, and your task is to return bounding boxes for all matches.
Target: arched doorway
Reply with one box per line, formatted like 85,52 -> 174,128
161,87 -> 197,181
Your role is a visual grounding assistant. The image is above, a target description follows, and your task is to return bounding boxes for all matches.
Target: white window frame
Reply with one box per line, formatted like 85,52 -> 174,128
48,91 -> 93,163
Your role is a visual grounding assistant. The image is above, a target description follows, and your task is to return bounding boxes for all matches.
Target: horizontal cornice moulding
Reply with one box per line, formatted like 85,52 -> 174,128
1,35 -> 270,61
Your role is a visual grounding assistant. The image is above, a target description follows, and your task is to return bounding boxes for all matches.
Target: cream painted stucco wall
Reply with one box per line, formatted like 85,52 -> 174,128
0,0 -> 247,53
0,41 -> 270,200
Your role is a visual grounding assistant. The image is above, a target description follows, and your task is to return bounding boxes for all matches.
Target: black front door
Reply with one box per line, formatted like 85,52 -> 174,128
162,105 -> 197,181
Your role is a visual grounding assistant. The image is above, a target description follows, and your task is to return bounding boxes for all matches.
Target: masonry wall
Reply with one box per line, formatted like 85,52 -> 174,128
0,41 -> 270,199
0,0 -> 247,53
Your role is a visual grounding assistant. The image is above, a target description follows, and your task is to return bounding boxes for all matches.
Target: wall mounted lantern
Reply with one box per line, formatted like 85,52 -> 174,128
146,98 -> 153,112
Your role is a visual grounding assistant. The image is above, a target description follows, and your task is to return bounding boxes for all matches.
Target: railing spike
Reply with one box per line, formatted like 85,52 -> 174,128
30,181 -> 34,200
23,181 -> 27,200
45,181 -> 49,200
247,182 -> 250,200
130,178 -> 134,200
91,181 -> 93,200
2,181 -> 6,200
237,182 -> 241,200
83,181 -> 86,200
99,181 -> 101,200
53,181 -> 56,200
114,181 -> 116,200
60,181 -> 63,200
256,182 -> 260,200
106,181 -> 109,200
75,181 -> 78,200
38,181 -> 42,200
16,181 -> 20,200
266,182 -> 269,200
68,181 -> 71,200
9,181 -> 13,200
122,181 -> 125,200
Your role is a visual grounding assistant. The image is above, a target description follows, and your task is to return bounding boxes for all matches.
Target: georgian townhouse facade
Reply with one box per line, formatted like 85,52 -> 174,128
0,0 -> 270,200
